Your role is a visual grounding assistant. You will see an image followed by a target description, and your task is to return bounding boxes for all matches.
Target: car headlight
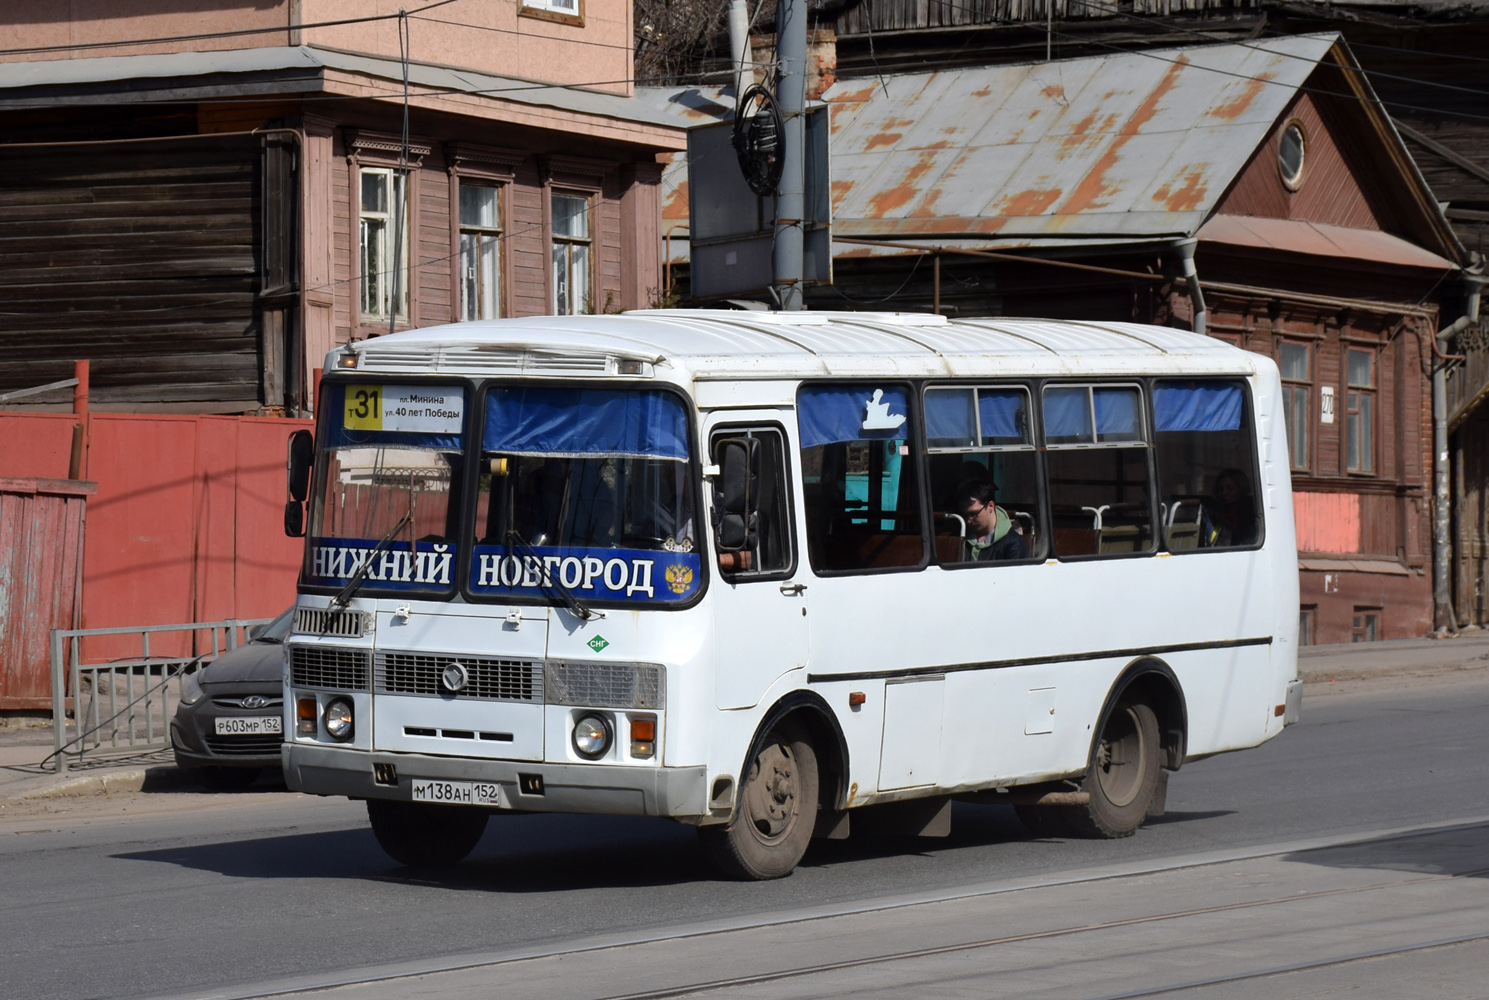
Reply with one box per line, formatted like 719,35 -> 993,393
179,670 -> 206,707
572,714 -> 612,759
324,697 -> 354,740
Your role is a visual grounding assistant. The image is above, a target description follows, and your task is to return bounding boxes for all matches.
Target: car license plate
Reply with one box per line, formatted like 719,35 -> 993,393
411,779 -> 503,807
214,716 -> 282,736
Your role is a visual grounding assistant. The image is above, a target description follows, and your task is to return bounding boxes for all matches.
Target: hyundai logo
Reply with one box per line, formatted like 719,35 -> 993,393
440,662 -> 470,693
240,695 -> 270,710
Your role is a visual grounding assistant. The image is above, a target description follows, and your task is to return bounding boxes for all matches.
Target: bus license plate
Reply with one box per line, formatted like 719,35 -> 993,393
411,779 -> 503,807
215,716 -> 282,736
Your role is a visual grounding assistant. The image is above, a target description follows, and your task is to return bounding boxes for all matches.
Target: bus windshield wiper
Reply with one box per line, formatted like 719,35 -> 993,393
505,529 -> 603,621
331,510 -> 413,609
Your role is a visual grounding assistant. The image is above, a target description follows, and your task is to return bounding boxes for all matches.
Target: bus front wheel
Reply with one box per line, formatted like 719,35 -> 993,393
701,723 -> 819,880
1067,699 -> 1161,839
367,799 -> 489,867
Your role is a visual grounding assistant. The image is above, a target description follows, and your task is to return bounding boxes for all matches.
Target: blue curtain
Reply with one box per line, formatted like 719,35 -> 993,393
798,385 -> 911,448
925,389 -> 975,447
484,387 -> 689,459
978,389 -> 1026,442
1043,387 -> 1091,441
1094,387 -> 1141,440
1154,381 -> 1243,432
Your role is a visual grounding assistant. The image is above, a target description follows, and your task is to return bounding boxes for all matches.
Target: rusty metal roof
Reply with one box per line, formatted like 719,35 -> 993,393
821,33 -> 1338,241
643,34 -> 1347,250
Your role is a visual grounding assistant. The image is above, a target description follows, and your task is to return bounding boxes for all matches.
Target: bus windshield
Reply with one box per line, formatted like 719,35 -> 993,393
470,386 -> 702,605
304,383 -> 466,593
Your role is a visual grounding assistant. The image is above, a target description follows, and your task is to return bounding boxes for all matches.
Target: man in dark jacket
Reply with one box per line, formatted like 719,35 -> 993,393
954,479 -> 1028,561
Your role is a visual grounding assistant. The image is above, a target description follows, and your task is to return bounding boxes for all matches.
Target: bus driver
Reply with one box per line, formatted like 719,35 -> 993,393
954,478 -> 1028,561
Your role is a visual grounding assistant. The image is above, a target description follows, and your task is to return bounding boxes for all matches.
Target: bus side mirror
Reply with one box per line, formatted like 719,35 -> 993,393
712,437 -> 760,552
285,429 -> 314,538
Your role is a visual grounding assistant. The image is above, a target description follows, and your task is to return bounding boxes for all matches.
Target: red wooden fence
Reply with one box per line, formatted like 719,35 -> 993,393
0,412 -> 311,673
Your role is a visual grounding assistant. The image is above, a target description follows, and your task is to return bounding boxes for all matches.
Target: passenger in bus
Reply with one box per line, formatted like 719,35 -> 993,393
954,479 -> 1028,561
1200,467 -> 1258,547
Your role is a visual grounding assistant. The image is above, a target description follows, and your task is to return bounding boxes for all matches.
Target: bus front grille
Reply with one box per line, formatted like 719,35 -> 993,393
377,653 -> 543,702
289,646 -> 371,690
293,607 -> 369,638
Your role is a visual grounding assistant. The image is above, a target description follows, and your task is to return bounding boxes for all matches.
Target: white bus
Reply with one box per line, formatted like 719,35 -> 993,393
281,310 -> 1301,879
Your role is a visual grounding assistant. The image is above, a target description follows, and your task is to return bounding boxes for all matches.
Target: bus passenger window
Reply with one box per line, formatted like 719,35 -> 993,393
924,386 -> 1043,564
710,428 -> 793,576
798,384 -> 925,572
1043,385 -> 1155,557
1153,380 -> 1261,550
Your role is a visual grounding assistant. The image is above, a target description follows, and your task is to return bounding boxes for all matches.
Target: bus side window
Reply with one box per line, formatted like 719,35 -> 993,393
711,427 -> 794,576
798,384 -> 925,572
1152,379 -> 1262,551
1043,384 -> 1155,557
924,385 -> 1043,564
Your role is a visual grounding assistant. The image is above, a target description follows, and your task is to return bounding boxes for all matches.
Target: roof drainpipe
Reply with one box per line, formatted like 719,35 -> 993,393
728,0 -> 754,94
1174,238 -> 1206,337
1434,272 -> 1486,635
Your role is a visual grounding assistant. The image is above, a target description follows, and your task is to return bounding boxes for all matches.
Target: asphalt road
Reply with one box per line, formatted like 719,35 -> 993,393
3,674 -> 1487,1000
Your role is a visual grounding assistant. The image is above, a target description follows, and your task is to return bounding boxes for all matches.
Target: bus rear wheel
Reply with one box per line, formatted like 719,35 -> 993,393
700,724 -> 818,880
1066,699 -> 1161,839
367,799 -> 489,867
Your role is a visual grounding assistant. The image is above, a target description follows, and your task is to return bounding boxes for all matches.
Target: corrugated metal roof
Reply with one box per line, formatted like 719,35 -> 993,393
644,34 -> 1341,246
0,46 -> 681,131
823,34 -> 1336,239
351,311 -> 1260,382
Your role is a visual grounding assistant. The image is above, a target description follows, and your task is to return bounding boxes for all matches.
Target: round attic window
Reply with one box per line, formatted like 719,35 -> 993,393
1278,122 -> 1306,190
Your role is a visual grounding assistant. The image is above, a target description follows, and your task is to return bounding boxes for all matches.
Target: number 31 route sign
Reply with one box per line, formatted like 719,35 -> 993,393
344,384 -> 464,434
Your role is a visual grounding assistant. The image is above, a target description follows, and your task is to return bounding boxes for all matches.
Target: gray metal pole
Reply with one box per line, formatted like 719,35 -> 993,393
772,0 -> 807,310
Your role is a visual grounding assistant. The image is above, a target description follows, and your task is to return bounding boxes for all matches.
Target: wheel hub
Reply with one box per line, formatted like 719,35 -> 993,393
744,744 -> 798,843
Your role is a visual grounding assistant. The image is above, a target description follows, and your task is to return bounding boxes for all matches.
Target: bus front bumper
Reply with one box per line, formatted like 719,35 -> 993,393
283,742 -> 710,820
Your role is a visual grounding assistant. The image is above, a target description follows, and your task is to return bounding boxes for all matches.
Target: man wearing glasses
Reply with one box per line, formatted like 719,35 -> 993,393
954,479 -> 1028,562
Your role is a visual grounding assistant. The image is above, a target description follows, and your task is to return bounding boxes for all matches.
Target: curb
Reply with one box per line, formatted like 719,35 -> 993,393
10,764 -> 198,802
1299,660 -> 1489,686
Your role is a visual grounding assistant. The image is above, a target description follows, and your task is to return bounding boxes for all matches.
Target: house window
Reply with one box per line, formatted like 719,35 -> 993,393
459,183 -> 503,321
518,0 -> 574,15
551,191 -> 592,315
360,167 -> 408,319
1346,348 -> 1375,474
1299,605 -> 1316,647
1278,121 -> 1307,190
1351,607 -> 1380,643
1278,342 -> 1310,471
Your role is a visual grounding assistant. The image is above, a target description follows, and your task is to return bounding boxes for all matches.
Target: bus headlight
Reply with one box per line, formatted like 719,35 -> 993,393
572,714 -> 612,759
324,697 -> 354,741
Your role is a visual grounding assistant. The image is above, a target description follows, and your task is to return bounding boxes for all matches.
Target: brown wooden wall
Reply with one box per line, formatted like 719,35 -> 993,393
0,135 -> 273,411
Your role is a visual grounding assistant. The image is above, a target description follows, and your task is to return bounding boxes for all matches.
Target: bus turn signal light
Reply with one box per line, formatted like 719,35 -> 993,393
849,691 -> 866,708
297,697 -> 316,735
630,717 -> 655,758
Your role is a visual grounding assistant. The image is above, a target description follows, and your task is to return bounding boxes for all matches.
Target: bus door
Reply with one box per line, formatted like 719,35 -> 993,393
706,418 -> 809,710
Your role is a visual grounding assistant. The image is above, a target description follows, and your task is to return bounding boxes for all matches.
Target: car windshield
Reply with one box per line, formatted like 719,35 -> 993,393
304,382 -> 466,593
254,608 -> 295,644
469,386 -> 702,605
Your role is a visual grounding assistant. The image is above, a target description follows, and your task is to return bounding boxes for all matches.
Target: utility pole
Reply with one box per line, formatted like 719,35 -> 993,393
772,0 -> 807,310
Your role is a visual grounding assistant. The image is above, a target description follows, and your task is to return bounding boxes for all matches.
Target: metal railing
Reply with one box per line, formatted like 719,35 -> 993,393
49,618 -> 272,774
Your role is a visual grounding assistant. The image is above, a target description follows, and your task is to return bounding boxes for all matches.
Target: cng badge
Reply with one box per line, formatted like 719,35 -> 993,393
587,635 -> 609,653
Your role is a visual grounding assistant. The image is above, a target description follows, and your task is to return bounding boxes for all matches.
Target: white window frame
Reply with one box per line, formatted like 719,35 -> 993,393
458,182 -> 504,321
551,190 -> 593,316
359,166 -> 410,321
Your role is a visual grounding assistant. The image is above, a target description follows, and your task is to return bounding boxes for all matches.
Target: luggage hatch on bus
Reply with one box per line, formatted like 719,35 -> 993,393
370,606 -> 549,760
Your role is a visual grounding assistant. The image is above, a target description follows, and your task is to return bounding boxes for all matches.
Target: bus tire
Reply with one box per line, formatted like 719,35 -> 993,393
367,799 -> 489,867
700,723 -> 819,880
1067,700 -> 1161,839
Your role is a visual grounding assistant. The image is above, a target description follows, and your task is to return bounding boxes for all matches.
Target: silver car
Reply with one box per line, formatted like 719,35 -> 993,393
169,609 -> 291,789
